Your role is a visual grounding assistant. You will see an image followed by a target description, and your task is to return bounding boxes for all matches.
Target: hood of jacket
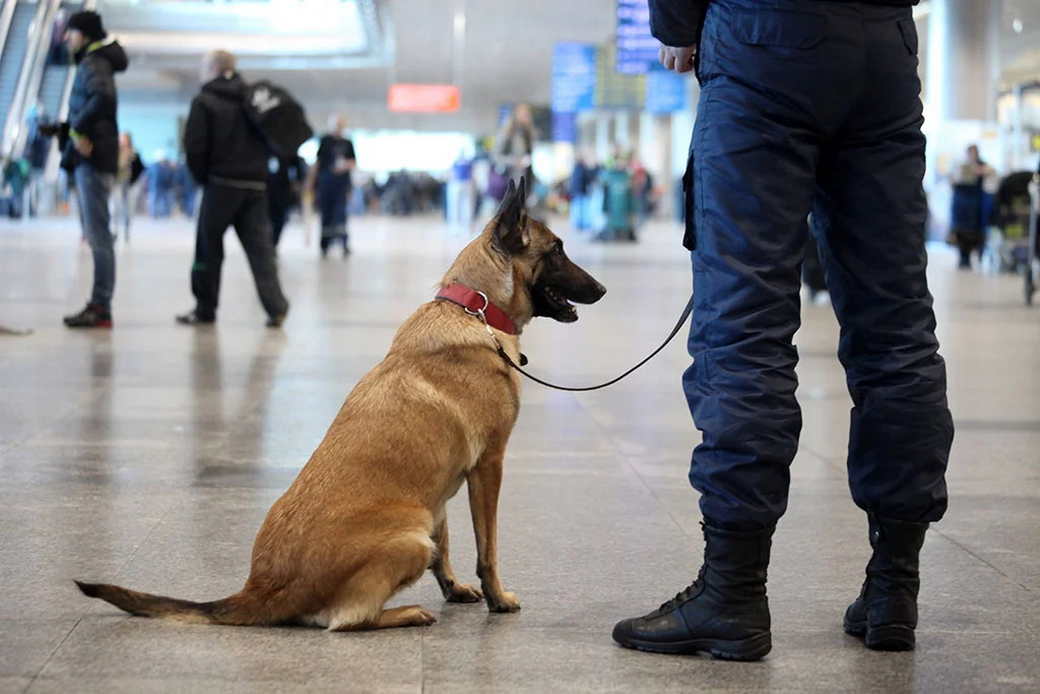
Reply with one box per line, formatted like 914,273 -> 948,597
202,73 -> 247,102
75,40 -> 129,72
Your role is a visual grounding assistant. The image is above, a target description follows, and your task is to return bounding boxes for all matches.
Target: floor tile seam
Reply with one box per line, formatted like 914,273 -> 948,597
23,616 -> 83,691
929,528 -> 1033,593
110,497 -> 179,580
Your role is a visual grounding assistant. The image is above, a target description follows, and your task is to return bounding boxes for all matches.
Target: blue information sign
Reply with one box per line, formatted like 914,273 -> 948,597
551,42 -> 598,114
551,112 -> 578,143
645,71 -> 689,113
617,0 -> 662,75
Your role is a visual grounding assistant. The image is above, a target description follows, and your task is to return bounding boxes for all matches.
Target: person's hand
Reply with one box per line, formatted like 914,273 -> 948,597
333,156 -> 351,175
73,134 -> 93,157
659,44 -> 696,74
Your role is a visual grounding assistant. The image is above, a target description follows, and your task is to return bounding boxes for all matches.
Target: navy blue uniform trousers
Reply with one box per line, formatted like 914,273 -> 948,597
684,0 -> 953,530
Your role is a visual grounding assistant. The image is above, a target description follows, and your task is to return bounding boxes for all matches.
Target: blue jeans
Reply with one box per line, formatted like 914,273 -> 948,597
683,0 -> 953,530
75,164 -> 116,309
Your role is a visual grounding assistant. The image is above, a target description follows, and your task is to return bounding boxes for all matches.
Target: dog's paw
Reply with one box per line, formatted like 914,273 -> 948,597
487,591 -> 521,613
411,607 -> 438,626
445,583 -> 484,603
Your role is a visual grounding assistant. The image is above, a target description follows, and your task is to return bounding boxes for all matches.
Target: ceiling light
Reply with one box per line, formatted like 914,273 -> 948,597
1013,18 -> 1023,34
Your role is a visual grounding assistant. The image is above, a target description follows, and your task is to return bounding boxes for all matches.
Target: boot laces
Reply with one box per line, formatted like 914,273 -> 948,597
658,566 -> 706,613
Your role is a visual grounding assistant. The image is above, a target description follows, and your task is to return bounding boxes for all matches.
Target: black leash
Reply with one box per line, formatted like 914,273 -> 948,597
475,293 -> 695,392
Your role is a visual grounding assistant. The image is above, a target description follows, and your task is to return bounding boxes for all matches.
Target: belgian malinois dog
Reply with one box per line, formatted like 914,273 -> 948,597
76,177 -> 606,630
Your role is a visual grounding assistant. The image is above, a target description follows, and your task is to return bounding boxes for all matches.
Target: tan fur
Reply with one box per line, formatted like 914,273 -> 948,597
75,195 -> 601,631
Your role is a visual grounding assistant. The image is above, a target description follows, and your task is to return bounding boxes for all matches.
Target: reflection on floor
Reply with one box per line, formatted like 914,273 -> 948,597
1,215 -> 1038,693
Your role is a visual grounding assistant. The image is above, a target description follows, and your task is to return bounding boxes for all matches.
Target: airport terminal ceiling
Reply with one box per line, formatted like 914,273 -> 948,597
104,0 -> 615,131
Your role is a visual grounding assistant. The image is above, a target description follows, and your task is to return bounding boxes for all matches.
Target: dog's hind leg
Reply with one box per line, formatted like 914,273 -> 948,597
327,527 -> 437,632
431,515 -> 483,603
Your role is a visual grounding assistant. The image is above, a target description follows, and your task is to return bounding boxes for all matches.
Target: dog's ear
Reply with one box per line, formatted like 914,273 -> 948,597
492,177 -> 529,255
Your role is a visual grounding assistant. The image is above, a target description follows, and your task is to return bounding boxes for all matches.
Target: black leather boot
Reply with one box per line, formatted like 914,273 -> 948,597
844,515 -> 928,651
612,522 -> 772,660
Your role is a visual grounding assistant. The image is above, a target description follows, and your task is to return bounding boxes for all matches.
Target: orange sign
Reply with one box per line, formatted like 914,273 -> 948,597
388,84 -> 461,113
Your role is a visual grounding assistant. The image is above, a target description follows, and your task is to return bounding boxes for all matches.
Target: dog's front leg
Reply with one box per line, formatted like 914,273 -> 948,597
467,449 -> 521,613
431,516 -> 483,603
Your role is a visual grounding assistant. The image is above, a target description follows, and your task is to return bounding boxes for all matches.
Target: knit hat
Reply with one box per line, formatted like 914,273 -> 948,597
66,11 -> 106,42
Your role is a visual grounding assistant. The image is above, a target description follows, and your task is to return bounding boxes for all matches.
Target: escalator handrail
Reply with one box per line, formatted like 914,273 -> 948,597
0,0 -> 19,60
1,0 -> 56,155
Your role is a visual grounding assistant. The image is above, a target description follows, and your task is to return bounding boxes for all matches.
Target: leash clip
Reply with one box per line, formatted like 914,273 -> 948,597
460,291 -> 529,367
463,291 -> 490,321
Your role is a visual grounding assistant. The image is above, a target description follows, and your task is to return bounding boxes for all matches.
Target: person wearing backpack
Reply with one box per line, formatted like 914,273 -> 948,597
176,50 -> 289,328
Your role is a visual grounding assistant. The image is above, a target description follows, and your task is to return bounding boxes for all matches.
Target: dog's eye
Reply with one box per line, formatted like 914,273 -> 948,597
552,241 -> 563,254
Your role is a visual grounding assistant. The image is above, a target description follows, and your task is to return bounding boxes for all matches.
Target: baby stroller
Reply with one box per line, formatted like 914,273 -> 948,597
987,171 -> 1034,275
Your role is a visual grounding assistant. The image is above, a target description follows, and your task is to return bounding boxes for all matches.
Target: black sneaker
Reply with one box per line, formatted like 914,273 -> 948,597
175,310 -> 215,326
266,309 -> 288,328
64,304 -> 112,329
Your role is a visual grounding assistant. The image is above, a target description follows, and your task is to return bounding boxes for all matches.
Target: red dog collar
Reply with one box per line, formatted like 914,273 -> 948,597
436,283 -> 518,335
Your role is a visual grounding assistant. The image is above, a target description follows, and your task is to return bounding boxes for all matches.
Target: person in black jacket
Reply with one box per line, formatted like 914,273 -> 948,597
612,0 -> 953,660
53,11 -> 128,328
176,50 -> 289,327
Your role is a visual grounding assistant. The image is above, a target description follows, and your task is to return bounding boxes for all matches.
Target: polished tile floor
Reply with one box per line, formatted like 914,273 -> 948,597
1,213 -> 1038,693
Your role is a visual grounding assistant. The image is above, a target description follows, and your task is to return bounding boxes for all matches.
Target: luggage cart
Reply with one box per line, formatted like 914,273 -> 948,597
1027,175 -> 1039,306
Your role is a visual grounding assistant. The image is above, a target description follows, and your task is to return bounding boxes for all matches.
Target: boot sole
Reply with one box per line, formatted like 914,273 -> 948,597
616,631 -> 771,661
64,321 -> 112,328
844,618 -> 915,651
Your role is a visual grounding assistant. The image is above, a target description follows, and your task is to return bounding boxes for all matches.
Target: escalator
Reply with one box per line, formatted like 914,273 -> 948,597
36,1 -> 81,119
0,1 -> 41,138
1,0 -> 81,158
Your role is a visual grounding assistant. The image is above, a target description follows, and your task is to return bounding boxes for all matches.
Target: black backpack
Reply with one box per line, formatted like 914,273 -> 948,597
242,81 -> 314,159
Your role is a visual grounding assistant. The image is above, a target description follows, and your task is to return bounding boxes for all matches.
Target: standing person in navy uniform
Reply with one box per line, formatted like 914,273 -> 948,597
612,0 -> 953,659
310,115 -> 356,258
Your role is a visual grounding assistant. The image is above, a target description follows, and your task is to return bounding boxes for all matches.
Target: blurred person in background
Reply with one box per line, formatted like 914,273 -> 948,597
631,155 -> 655,227
471,138 -> 493,218
496,103 -> 537,189
24,103 -> 52,217
2,157 -> 30,219
308,114 -> 356,258
597,152 -> 636,242
111,133 -> 144,242
51,10 -> 128,328
267,154 -> 307,249
147,151 -> 174,218
176,50 -> 289,328
446,149 -> 475,228
47,9 -> 69,66
950,144 -> 995,270
569,152 -> 598,231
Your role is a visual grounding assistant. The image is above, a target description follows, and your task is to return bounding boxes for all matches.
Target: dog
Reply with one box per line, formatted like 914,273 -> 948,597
76,177 -> 606,631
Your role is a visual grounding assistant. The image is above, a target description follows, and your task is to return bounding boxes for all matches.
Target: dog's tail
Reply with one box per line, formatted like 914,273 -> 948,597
74,580 -> 277,626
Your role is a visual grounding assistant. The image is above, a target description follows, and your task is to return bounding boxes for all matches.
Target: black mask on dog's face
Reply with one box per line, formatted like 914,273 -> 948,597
492,177 -> 606,323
